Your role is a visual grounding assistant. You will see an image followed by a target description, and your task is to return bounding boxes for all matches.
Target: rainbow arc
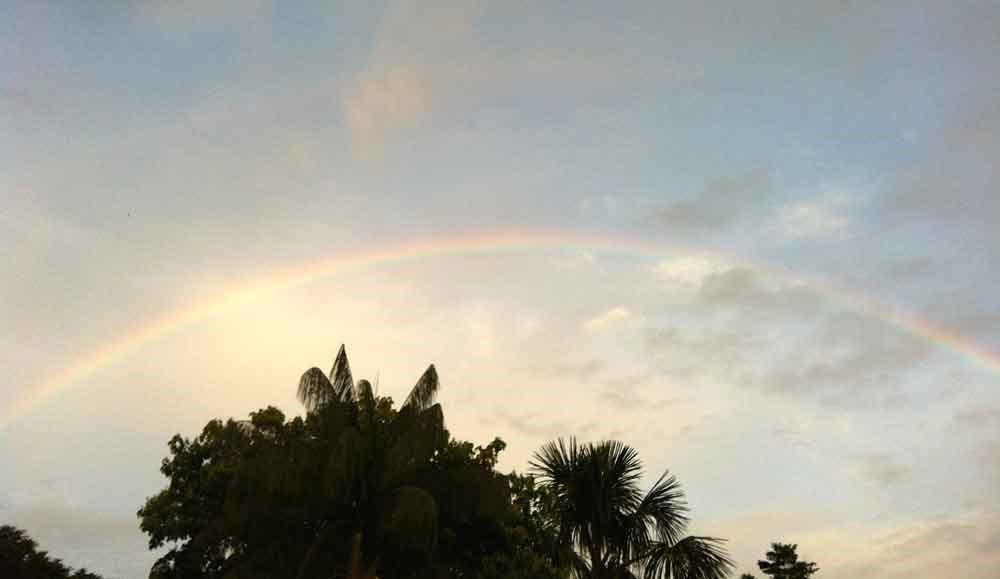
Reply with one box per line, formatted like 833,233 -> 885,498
3,231 -> 997,426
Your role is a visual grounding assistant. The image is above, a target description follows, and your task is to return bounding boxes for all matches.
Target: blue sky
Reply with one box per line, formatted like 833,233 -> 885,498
3,2 -> 1000,577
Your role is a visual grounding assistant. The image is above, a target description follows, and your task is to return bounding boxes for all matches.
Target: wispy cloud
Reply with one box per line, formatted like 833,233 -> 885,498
779,202 -> 849,238
757,313 -> 930,408
651,254 -> 733,286
515,359 -> 605,380
341,1 -> 483,156
655,170 -> 772,233
714,510 -> 1000,579
857,453 -> 912,486
777,183 -> 866,239
583,306 -> 631,331
954,407 -> 1000,430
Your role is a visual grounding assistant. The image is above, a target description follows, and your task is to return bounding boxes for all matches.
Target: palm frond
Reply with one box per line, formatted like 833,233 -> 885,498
589,440 -> 644,509
630,472 -> 689,548
403,364 -> 439,411
530,437 -> 580,486
641,536 -> 733,579
297,367 -> 334,411
329,344 -> 355,402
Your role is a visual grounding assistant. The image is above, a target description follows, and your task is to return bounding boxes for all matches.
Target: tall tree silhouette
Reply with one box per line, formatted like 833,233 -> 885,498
757,543 -> 819,579
139,345 -> 510,578
531,438 -> 732,579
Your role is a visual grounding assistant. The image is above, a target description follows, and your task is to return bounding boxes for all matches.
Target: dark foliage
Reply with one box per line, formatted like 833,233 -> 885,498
531,438 -> 732,579
138,346 -> 514,579
757,543 -> 819,579
0,525 -> 105,579
138,344 -> 733,579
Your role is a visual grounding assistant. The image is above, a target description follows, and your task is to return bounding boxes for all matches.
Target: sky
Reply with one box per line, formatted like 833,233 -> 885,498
2,1 -> 1000,577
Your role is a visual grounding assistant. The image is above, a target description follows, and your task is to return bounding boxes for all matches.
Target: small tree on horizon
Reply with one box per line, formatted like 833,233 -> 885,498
757,542 -> 819,579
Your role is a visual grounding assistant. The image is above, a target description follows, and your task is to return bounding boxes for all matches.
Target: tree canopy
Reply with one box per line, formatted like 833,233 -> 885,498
0,525 -> 105,579
139,346 -> 520,578
138,345 -> 733,579
756,543 -> 819,579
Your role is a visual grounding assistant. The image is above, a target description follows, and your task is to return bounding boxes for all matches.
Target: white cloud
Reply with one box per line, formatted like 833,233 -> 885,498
780,202 -> 849,238
342,65 -> 435,156
777,182 -> 869,239
651,254 -> 734,286
583,306 -> 631,331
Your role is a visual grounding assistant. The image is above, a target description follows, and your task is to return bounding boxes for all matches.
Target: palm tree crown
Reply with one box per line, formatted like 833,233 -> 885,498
531,438 -> 732,579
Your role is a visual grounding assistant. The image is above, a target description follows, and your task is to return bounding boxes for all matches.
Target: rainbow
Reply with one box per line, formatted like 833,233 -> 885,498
3,230 -> 998,427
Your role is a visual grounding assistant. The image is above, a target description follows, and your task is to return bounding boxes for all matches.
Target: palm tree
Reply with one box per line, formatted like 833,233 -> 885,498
531,438 -> 732,579
209,345 -> 507,579
294,344 -> 448,578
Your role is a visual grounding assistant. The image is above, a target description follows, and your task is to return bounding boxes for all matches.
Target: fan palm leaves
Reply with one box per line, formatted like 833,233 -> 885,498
532,438 -> 732,579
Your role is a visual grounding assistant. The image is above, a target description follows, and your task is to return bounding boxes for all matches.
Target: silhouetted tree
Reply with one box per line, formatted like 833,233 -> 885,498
139,345 -> 511,579
0,525 -> 105,579
531,438 -> 732,579
474,472 -> 570,579
757,543 -> 819,579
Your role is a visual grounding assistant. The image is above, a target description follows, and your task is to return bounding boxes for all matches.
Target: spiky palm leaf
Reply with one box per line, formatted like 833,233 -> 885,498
403,364 -> 439,411
329,344 -> 355,402
532,439 -> 732,579
626,473 -> 688,551
642,536 -> 733,579
297,367 -> 334,412
298,345 -> 357,412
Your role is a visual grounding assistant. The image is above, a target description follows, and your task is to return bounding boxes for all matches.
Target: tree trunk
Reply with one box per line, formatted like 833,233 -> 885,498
347,531 -> 364,579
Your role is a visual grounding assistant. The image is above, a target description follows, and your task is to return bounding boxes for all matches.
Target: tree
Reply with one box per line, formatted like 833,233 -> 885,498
531,438 -> 732,579
474,472 -> 571,579
139,345 -> 511,578
756,543 -> 819,579
0,525 -> 105,579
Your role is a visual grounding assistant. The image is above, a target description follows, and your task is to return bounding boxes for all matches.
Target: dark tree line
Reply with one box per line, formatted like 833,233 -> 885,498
0,525 -> 105,579
136,345 -> 738,578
